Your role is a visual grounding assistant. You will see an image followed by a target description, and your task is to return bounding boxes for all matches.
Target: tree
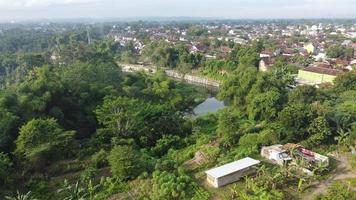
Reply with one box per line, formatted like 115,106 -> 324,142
151,135 -> 183,157
288,85 -> 317,104
218,65 -> 258,108
345,48 -> 354,59
0,108 -> 19,152
60,60 -> 122,136
107,145 -> 140,180
303,116 -> 332,147
0,152 -> 13,183
326,45 -> 345,58
138,103 -> 186,146
96,96 -> 143,138
143,41 -> 179,68
15,118 -> 75,166
246,69 -> 292,112
292,55 -> 314,67
247,90 -> 282,121
330,90 -> 356,131
217,108 -> 251,148
17,65 -> 64,120
186,26 -> 208,37
278,104 -> 314,142
96,96 -> 186,147
333,71 -> 356,93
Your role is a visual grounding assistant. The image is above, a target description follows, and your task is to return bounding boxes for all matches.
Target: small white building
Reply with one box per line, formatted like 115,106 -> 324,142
261,144 -> 292,166
205,157 -> 260,188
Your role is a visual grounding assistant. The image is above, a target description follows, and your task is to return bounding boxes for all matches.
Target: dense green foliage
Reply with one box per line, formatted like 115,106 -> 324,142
15,118 -> 75,168
326,44 -> 354,59
108,146 -> 140,180
0,23 -> 355,200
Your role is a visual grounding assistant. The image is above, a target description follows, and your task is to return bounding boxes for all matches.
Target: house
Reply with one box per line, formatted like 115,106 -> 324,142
350,59 -> 356,66
297,65 -> 342,85
260,50 -> 274,58
330,59 -> 349,68
205,157 -> 260,188
313,53 -> 326,62
261,144 -> 292,166
303,43 -> 316,54
262,143 -> 329,175
283,143 -> 329,174
233,37 -> 248,45
282,48 -> 297,57
259,58 -> 275,72
342,40 -> 352,47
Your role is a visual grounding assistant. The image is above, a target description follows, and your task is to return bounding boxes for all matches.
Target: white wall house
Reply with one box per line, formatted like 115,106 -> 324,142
205,157 -> 260,188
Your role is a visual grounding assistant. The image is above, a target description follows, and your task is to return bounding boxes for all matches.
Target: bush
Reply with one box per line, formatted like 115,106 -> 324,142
238,133 -> 260,147
90,149 -> 108,168
0,152 -> 13,183
107,145 -> 140,180
239,130 -> 279,148
15,118 -> 75,168
80,167 -> 98,183
315,181 -> 356,200
351,154 -> 356,170
151,135 -> 183,157
220,145 -> 259,164
150,170 -> 197,200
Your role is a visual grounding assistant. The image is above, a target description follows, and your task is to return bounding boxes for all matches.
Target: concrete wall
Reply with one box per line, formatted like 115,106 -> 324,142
120,63 -> 220,88
214,167 -> 256,188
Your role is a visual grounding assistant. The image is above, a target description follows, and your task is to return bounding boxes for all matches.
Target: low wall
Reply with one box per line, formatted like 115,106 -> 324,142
120,64 -> 220,88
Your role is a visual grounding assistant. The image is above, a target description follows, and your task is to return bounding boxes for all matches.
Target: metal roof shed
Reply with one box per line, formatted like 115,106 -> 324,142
205,157 -> 260,188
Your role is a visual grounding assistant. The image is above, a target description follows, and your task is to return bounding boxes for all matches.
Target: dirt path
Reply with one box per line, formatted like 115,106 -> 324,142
304,153 -> 356,200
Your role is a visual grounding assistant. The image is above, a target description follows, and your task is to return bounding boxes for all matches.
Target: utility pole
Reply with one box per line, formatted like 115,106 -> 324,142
86,26 -> 91,45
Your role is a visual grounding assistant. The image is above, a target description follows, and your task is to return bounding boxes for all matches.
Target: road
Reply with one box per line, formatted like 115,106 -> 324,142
304,153 -> 356,200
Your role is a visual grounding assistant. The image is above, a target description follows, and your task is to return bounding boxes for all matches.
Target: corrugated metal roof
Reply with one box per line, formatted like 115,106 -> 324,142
205,157 -> 260,178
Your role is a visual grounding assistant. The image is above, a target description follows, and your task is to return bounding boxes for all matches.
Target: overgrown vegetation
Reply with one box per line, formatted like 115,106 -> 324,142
0,23 -> 355,200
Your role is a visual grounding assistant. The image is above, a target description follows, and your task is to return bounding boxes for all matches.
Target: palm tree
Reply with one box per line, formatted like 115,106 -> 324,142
5,191 -> 37,200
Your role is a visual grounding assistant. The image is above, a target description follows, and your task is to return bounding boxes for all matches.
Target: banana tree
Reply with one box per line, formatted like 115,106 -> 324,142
5,191 -> 37,200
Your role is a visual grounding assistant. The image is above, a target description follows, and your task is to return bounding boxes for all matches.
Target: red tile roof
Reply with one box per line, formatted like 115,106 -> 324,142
302,66 -> 342,76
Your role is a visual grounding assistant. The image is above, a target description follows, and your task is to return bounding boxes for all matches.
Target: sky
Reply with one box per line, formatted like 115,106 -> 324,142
0,0 -> 355,21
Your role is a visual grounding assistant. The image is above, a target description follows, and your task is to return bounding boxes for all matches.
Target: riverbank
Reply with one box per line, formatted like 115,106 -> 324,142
120,63 -> 221,88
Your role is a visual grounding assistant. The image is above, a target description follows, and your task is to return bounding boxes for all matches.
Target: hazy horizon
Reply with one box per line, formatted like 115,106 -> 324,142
0,0 -> 356,21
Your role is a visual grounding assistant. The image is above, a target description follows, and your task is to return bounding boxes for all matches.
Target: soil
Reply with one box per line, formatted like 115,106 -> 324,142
303,153 -> 356,200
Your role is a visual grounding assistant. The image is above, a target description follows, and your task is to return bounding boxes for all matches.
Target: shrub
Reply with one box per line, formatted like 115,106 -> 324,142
150,170 -> 197,200
151,135 -> 183,157
90,149 -> 108,168
315,181 -> 356,200
0,152 -> 13,183
107,145 -> 140,180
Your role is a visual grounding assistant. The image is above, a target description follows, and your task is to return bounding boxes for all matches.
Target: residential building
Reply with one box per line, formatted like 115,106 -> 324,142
297,65 -> 342,85
205,157 -> 260,188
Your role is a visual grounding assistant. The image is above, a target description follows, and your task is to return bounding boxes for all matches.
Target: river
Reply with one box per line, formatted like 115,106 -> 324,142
193,96 -> 225,117
121,63 -> 225,116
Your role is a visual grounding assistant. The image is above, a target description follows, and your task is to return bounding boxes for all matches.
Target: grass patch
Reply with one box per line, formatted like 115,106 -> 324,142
351,154 -> 356,170
344,178 -> 356,187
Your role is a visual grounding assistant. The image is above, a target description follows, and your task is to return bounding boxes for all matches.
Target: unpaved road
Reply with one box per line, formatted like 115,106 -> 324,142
304,153 -> 356,200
